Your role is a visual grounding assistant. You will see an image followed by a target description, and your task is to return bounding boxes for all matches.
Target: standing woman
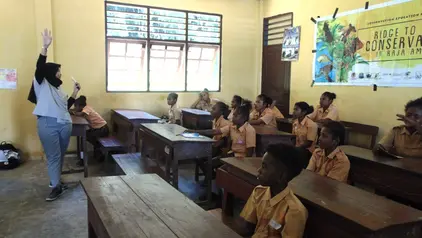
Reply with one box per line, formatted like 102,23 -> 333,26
228,95 -> 242,121
27,29 -> 81,201
307,91 -> 339,123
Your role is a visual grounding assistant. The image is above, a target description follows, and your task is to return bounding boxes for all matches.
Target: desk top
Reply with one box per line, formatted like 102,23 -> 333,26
340,145 -> 422,176
181,108 -> 211,116
82,174 -> 240,238
113,109 -> 160,121
140,123 -> 215,143
71,115 -> 89,125
221,157 -> 422,233
252,126 -> 294,136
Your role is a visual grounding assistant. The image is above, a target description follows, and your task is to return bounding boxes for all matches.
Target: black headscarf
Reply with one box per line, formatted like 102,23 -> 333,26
28,60 -> 62,104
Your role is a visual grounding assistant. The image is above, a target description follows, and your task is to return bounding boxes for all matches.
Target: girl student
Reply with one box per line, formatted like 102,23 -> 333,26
249,94 -> 277,128
228,95 -> 242,121
307,91 -> 339,123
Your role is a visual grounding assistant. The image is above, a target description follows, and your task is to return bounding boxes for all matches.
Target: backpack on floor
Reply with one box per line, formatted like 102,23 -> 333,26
0,142 -> 21,170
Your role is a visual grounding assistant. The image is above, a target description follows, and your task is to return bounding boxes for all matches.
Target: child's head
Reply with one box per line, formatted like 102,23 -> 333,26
320,92 -> 336,108
319,121 -> 345,150
258,143 -> 303,186
404,97 -> 422,128
200,88 -> 210,101
233,101 -> 252,127
254,94 -> 272,111
293,102 -> 314,119
74,96 -> 87,112
231,95 -> 242,109
167,92 -> 178,106
211,102 -> 229,119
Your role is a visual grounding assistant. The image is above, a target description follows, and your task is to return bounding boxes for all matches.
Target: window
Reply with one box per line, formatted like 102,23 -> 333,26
105,2 -> 222,92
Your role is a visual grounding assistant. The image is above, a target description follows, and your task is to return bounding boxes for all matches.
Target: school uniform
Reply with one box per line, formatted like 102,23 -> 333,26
228,109 -> 236,121
306,147 -> 350,182
292,117 -> 318,152
378,125 -> 422,158
213,116 -> 231,141
83,106 -> 109,156
220,122 -> 256,158
307,104 -> 339,122
251,108 -> 277,128
168,104 -> 181,124
272,106 -> 285,119
211,116 -> 231,157
240,186 -> 308,238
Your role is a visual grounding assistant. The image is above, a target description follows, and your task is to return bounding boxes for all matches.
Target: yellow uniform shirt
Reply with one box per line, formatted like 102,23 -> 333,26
307,104 -> 339,122
378,125 -> 422,158
168,104 -> 181,124
212,115 -> 231,141
250,108 -> 277,128
228,109 -> 236,122
307,147 -> 350,182
240,186 -> 308,238
272,106 -> 285,119
82,106 -> 107,129
292,117 -> 318,153
220,122 -> 256,158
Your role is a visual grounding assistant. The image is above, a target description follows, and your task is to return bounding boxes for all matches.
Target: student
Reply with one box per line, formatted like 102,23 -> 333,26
71,96 -> 109,166
292,102 -> 318,167
210,102 -> 231,157
228,95 -> 242,121
307,121 -> 350,182
191,88 -> 213,112
270,100 -> 285,119
187,102 -> 256,158
307,92 -> 339,123
238,143 -> 307,238
249,94 -> 277,128
373,97 -> 422,158
167,92 -> 181,124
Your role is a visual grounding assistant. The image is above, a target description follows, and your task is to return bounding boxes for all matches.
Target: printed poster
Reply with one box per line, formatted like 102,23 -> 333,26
282,26 -> 301,61
313,0 -> 422,87
0,69 -> 17,89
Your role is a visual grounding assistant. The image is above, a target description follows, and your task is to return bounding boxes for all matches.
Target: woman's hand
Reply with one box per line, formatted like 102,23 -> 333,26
42,29 -> 52,49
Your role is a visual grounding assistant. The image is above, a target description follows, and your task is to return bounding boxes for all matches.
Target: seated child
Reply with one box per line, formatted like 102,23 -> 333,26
167,92 -> 181,124
237,143 -> 307,238
210,102 -> 231,157
292,102 -> 318,167
188,102 -> 256,158
228,95 -> 242,121
306,120 -> 349,182
71,96 -> 109,166
307,91 -> 339,123
270,99 -> 285,119
191,88 -> 213,112
249,94 -> 277,128
373,97 -> 422,158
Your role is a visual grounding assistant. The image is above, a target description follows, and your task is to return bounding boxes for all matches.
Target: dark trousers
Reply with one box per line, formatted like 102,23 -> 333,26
87,124 -> 109,157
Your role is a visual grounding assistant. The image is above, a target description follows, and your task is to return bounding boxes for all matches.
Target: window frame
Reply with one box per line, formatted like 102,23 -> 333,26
105,1 -> 223,93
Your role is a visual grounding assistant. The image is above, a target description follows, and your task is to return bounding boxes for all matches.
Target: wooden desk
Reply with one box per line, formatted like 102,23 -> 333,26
216,157 -> 422,238
111,109 -> 159,151
81,174 -> 240,238
70,115 -> 89,177
181,108 -> 213,130
253,126 -> 295,156
341,145 -> 422,208
139,123 -> 215,204
276,118 -> 293,133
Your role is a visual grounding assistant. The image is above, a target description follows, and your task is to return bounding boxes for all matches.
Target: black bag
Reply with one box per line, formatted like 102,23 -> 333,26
0,142 -> 21,170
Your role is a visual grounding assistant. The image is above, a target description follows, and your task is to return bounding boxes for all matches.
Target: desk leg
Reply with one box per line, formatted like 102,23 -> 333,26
135,130 -> 140,152
206,155 -> 212,206
82,135 -> 88,177
77,137 -> 81,160
172,151 -> 179,189
222,191 -> 234,216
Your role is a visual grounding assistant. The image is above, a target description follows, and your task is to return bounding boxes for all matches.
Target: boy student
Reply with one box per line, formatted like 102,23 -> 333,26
187,102 -> 256,158
373,97 -> 422,158
238,143 -> 307,238
71,96 -> 109,166
167,92 -> 181,124
249,94 -> 277,128
306,120 -> 350,183
307,91 -> 339,123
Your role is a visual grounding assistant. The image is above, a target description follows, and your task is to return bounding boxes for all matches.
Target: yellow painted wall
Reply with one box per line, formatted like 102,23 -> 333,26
1,0 -> 262,157
262,0 -> 422,139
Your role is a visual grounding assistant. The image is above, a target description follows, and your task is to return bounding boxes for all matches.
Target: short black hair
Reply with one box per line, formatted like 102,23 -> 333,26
75,95 -> 87,107
233,95 -> 242,105
168,92 -> 178,100
215,101 -> 230,119
322,91 -> 337,100
266,143 -> 303,181
322,120 -> 346,145
405,97 -> 422,111
257,94 -> 272,107
294,101 -> 314,115
236,100 -> 252,121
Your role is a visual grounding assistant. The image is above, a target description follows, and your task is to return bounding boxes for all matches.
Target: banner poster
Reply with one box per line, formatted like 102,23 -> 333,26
0,69 -> 17,89
282,26 -> 301,61
313,0 -> 422,87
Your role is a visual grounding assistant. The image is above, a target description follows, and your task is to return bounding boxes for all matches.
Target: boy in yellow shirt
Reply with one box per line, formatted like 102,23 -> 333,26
237,143 -> 307,238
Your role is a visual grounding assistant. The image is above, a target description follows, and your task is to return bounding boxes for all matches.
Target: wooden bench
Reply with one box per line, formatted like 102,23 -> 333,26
341,121 -> 379,149
81,174 -> 241,238
216,157 -> 422,238
111,153 -> 164,177
253,125 -> 295,156
98,136 -> 127,161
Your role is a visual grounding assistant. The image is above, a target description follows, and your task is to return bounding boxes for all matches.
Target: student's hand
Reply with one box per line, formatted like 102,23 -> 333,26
42,29 -> 53,49
73,82 -> 81,93
397,114 -> 422,131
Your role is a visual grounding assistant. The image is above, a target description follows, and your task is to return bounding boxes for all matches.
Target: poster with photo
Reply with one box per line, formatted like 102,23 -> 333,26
282,26 -> 301,61
0,69 -> 17,89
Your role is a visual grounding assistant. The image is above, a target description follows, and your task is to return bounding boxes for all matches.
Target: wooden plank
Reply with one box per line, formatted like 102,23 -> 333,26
112,109 -> 160,121
121,174 -> 242,238
71,115 -> 89,125
81,176 -> 177,238
181,108 -> 211,116
140,123 -> 215,144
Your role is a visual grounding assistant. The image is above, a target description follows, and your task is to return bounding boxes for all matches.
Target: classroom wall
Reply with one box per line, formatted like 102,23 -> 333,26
0,0 -> 262,158
262,0 -> 421,139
